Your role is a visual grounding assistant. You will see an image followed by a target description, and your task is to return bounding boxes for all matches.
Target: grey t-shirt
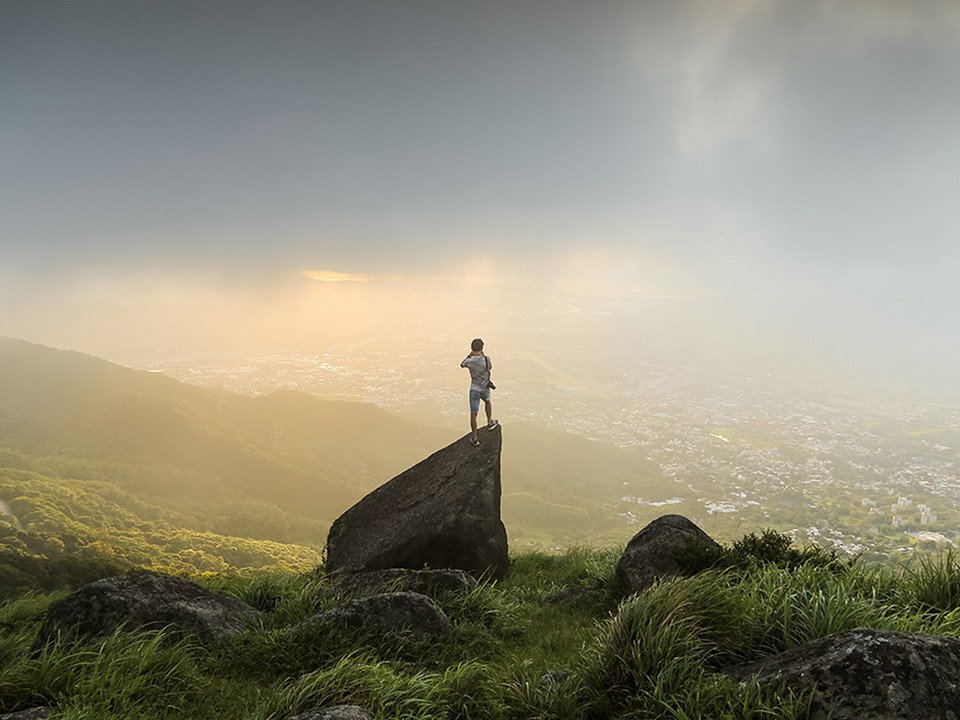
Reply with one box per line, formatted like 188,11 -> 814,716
460,354 -> 491,392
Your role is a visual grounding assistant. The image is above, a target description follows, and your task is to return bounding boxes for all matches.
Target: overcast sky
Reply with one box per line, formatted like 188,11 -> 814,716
2,1 -> 959,377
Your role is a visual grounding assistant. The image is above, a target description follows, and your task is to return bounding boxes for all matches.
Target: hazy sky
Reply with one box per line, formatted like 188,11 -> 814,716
2,1 -> 959,379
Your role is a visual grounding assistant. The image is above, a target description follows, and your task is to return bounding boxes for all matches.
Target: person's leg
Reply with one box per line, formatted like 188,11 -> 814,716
469,390 -> 481,443
484,398 -> 493,426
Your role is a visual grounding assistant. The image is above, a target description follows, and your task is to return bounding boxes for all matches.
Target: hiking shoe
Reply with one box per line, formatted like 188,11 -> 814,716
470,437 -> 481,446
486,419 -> 499,430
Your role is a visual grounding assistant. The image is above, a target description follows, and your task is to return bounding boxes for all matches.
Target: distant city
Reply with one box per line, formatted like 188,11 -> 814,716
123,333 -> 960,560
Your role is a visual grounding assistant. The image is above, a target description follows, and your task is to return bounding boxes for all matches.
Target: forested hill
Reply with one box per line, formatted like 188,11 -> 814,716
0,336 -> 453,592
0,336 -> 450,518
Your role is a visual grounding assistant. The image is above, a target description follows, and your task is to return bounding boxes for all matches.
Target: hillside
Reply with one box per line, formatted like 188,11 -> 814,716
0,337 -> 455,589
0,337 -> 452,519
0,336 -> 679,590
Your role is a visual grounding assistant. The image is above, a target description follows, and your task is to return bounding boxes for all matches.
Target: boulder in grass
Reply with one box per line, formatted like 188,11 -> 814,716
727,628 -> 960,720
287,707 -> 374,720
325,426 -> 508,580
0,709 -> 57,720
332,568 -> 478,598
615,514 -> 721,595
297,591 -> 451,640
31,571 -> 261,651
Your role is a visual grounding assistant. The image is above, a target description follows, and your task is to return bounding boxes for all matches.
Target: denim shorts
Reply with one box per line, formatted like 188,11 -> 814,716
469,387 -> 491,413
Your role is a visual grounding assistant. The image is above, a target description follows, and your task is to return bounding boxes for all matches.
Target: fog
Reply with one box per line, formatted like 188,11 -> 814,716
1,266 -> 957,400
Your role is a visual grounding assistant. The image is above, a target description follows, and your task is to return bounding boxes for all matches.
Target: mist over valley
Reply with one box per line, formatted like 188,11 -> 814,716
99,284 -> 960,562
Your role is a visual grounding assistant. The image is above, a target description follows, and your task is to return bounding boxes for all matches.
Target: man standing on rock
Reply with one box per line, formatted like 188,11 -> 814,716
461,338 -> 498,446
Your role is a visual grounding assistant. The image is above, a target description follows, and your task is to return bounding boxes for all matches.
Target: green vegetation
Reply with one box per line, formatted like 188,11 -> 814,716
0,462 -> 323,597
4,539 -> 960,719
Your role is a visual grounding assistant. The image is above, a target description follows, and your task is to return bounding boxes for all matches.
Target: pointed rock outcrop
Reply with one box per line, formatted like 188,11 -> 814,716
325,426 -> 508,580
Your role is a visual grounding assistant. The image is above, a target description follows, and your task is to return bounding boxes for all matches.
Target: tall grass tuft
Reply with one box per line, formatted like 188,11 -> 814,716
739,564 -> 899,655
0,630 -> 204,718
268,654 -> 505,720
579,570 -> 811,719
899,550 -> 960,613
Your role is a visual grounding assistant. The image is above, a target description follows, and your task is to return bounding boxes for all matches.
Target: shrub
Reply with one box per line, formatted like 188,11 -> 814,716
726,529 -> 848,571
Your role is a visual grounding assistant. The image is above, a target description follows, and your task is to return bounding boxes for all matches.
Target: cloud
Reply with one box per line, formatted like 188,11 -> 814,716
301,270 -> 373,283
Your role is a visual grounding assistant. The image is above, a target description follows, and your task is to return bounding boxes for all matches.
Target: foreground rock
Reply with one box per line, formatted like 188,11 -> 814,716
332,568 -> 478,598
325,425 -> 508,580
297,591 -> 451,639
32,571 -> 261,650
727,628 -> 960,720
615,514 -> 721,595
0,709 -> 56,720
287,707 -> 374,720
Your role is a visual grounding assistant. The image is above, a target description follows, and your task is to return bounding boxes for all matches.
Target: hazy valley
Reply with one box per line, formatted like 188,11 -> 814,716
3,279 -> 960,598
112,289 -> 960,565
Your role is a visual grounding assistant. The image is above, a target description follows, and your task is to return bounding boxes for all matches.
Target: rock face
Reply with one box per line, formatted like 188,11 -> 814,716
31,571 -> 261,650
325,426 -> 508,580
299,591 -> 451,639
615,514 -> 721,595
727,628 -> 960,720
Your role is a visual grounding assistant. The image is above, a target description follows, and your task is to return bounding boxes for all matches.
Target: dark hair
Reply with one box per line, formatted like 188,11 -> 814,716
471,338 -> 484,352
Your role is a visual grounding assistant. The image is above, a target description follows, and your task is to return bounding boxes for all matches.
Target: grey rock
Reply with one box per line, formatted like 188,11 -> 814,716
31,570 -> 261,650
727,628 -> 960,720
299,591 -> 451,639
615,514 -> 721,595
538,670 -> 571,687
0,709 -> 56,720
544,580 -> 604,606
287,706 -> 374,720
332,568 -> 478,598
325,426 -> 508,580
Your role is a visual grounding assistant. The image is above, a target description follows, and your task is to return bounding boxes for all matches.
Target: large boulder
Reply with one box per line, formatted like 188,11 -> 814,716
298,591 -> 451,639
615,514 -> 721,595
727,628 -> 960,720
325,426 -> 508,580
31,571 -> 261,650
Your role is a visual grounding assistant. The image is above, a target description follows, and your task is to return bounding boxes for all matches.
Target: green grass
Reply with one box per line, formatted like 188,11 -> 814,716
4,540 -> 960,719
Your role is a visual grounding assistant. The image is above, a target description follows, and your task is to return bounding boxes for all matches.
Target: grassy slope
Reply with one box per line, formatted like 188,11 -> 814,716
3,543 -> 960,719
